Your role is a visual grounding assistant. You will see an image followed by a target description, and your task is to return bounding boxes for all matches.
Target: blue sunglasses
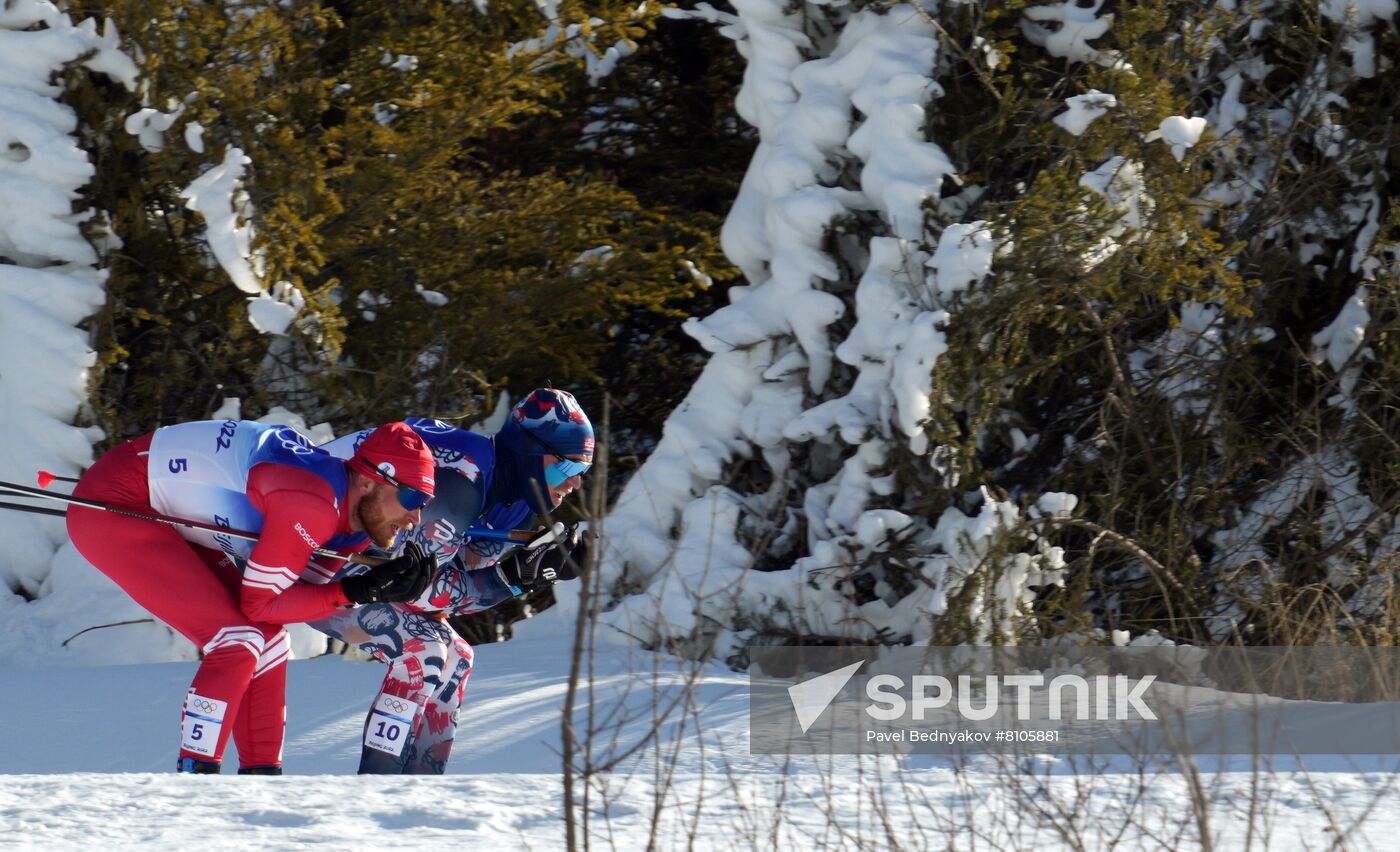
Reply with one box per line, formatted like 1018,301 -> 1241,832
375,466 -> 433,510
524,430 -> 592,487
544,456 -> 591,487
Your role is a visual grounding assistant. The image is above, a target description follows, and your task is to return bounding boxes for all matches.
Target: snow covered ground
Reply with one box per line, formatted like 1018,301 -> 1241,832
4,617 -> 1400,850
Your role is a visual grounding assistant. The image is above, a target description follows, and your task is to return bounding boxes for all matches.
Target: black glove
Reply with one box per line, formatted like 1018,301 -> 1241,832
341,542 -> 437,604
498,523 -> 587,590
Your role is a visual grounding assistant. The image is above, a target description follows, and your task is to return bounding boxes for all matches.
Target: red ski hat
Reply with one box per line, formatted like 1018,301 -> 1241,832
348,422 -> 436,495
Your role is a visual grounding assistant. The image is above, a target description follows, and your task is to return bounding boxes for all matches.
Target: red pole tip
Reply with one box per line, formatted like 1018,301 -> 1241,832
37,471 -> 55,488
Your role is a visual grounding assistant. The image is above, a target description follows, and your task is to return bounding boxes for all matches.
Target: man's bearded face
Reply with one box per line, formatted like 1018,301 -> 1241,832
356,482 -> 417,548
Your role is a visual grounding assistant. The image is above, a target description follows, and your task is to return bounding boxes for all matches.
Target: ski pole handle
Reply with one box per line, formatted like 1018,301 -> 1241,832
465,525 -> 556,545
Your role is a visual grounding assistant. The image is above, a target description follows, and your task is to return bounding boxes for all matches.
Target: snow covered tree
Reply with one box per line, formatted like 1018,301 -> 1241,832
590,0 -> 1400,658
488,4 -> 755,460
592,0 -> 1059,657
0,2 -> 191,662
927,0 -> 1400,645
72,0 -> 726,435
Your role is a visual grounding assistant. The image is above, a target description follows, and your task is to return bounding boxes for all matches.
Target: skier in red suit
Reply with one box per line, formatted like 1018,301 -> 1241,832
67,419 -> 438,774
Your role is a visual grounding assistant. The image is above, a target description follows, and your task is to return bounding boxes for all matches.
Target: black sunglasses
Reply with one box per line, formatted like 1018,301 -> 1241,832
524,430 -> 587,461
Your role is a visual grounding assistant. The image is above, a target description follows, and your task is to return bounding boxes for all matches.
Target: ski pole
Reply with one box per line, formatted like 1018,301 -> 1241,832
61,619 -> 155,647
9,475 -> 552,549
0,499 -> 67,519
1,476 -> 382,563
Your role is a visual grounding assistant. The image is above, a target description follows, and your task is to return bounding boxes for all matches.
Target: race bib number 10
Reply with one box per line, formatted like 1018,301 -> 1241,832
364,693 -> 418,756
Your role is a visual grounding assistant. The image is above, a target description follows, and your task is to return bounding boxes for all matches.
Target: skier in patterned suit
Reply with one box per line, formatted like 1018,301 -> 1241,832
67,420 -> 439,774
313,388 -> 593,773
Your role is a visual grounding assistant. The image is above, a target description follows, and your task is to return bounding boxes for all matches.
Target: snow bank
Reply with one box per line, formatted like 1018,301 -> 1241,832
0,8 -> 144,656
6,630 -> 1400,849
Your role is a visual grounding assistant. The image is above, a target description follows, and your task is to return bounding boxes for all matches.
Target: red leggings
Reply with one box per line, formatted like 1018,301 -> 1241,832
66,435 -> 287,767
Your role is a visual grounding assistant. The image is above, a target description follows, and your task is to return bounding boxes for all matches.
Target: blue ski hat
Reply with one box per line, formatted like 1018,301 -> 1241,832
497,388 -> 595,459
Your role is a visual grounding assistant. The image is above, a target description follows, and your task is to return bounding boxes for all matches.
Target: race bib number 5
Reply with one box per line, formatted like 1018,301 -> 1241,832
181,693 -> 228,758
